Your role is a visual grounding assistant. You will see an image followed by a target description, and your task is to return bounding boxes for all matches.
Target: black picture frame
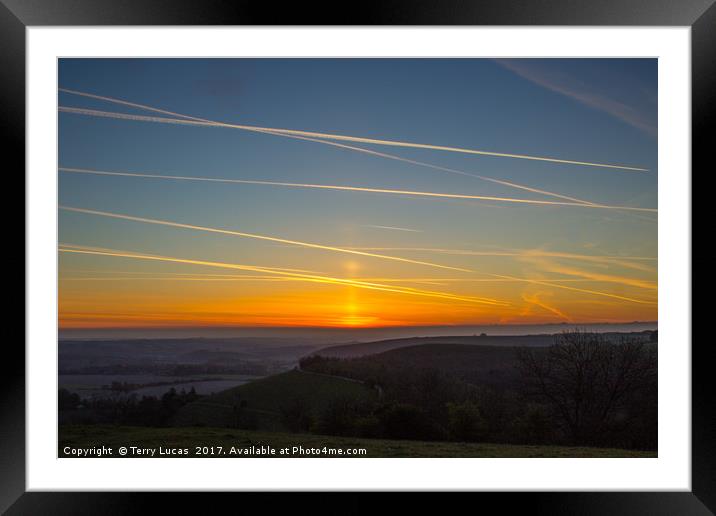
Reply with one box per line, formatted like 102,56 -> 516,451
5,1 -> 707,513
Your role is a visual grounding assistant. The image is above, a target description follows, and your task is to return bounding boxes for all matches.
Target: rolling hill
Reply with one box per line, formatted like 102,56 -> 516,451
311,331 -> 657,359
303,343 -> 538,390
311,334 -> 552,358
172,369 -> 377,431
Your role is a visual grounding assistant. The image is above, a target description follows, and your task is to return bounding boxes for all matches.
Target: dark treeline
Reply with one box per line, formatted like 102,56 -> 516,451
298,331 -> 657,450
60,362 -> 269,376
59,387 -> 202,427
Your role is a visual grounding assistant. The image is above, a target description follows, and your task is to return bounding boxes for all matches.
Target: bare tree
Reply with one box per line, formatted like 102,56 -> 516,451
517,330 -> 657,445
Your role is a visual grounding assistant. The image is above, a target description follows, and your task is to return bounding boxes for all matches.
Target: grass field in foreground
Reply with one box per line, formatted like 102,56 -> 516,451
59,425 -> 657,458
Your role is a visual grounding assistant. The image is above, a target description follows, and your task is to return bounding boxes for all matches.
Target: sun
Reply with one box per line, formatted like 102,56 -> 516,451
339,284 -> 380,327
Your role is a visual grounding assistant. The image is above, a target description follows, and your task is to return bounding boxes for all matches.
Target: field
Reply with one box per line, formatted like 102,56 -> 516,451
172,370 -> 377,431
58,425 -> 656,458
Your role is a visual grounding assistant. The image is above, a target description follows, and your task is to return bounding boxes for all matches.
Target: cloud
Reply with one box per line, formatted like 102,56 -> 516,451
495,59 -> 657,136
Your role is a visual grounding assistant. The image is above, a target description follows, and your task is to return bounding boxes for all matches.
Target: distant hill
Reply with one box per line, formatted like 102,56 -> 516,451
303,336 -> 657,392
304,343 -> 537,391
312,331 -> 657,359
59,338 -> 321,374
312,335 -> 551,358
172,370 -> 377,430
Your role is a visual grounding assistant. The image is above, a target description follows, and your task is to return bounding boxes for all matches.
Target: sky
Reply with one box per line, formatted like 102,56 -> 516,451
58,58 -> 658,331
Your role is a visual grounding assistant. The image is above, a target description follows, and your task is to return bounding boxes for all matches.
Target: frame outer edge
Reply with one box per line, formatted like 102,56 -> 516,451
0,0 -> 715,26
692,1 -> 716,513
0,0 -> 26,514
4,0 -> 710,511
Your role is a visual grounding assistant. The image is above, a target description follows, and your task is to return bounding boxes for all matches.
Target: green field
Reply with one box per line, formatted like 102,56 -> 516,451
172,369 -> 377,431
58,425 -> 656,458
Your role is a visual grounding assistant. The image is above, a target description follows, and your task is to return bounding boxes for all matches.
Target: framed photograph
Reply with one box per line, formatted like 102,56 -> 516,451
7,0 -> 707,512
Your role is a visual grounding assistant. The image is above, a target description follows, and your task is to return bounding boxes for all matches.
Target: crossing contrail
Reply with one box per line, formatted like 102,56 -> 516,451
58,244 -> 508,307
58,88 -> 610,207
59,206 -> 474,273
58,88 -> 648,172
58,167 -> 657,213
238,128 -> 607,207
255,125 -> 653,221
522,292 -> 572,322
59,88 -> 654,215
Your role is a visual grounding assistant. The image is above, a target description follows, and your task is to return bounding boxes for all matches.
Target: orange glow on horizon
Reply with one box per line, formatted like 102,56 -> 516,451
58,240 -> 657,329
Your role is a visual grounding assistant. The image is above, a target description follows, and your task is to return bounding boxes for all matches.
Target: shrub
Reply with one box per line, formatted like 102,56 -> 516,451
279,398 -> 313,433
446,401 -> 487,442
378,403 -> 446,441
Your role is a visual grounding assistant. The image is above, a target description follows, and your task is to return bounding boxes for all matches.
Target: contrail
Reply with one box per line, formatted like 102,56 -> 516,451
305,131 -> 656,224
346,246 -> 657,263
60,269 -> 624,284
362,225 -> 423,233
59,242 -> 654,305
59,206 -> 474,273
59,275 -> 628,285
61,268 -> 621,286
59,88 -> 612,207
488,272 -> 657,305
58,167 -> 657,213
515,250 -> 657,274
58,89 -> 647,171
58,89 -> 654,213
522,292 -> 572,322
529,262 -> 658,291
62,270 -> 321,278
263,127 -> 655,221
59,275 -> 447,286
60,276 -> 308,282
349,246 -> 659,285
242,128 -> 606,207
57,245 -> 508,307
58,245 -> 319,274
